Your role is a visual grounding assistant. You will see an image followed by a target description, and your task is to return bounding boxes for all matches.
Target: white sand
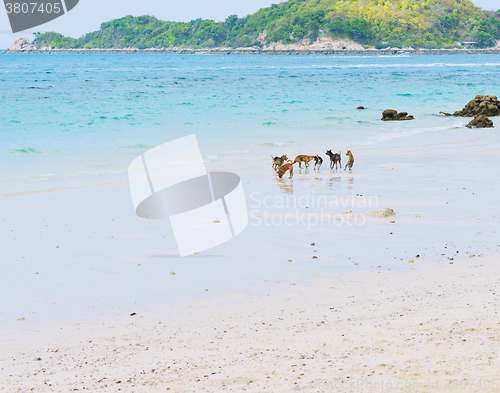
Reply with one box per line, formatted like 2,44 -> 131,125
2,148 -> 500,391
2,254 -> 500,392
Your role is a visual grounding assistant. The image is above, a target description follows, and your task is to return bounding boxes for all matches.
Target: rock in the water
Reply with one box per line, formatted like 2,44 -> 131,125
382,109 -> 398,118
453,95 -> 500,117
357,106 -> 365,110
381,109 -> 414,121
466,115 -> 494,128
7,38 -> 36,51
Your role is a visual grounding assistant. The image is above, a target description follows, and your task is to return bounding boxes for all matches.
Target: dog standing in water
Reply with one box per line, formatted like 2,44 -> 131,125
271,154 -> 288,170
313,155 -> 323,169
278,160 -> 294,179
325,150 -> 341,170
293,155 -> 315,168
344,150 -> 354,171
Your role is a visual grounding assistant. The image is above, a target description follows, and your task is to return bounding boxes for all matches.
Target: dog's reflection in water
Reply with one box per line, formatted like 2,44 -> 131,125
298,168 -> 310,176
328,176 -> 341,190
277,178 -> 294,194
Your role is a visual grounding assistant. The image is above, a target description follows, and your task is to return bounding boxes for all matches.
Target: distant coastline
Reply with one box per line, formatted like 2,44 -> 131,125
3,47 -> 500,55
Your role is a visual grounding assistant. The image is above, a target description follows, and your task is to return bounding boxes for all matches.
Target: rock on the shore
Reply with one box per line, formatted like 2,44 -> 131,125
381,109 -> 414,121
453,95 -> 500,117
466,115 -> 494,128
257,30 -> 267,44
264,33 -> 365,52
8,38 -> 36,51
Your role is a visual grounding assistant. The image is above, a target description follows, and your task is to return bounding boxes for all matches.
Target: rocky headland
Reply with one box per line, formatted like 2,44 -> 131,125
5,38 -> 36,51
3,37 -> 500,56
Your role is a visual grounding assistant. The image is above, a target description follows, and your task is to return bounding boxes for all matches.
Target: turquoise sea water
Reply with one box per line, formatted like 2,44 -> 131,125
1,54 -> 500,193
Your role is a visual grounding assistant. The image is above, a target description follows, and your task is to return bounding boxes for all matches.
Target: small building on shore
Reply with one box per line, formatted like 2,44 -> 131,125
456,41 -> 479,48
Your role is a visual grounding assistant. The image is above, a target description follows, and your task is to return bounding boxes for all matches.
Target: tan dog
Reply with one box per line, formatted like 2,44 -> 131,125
278,160 -> 294,179
344,150 -> 354,171
293,155 -> 315,168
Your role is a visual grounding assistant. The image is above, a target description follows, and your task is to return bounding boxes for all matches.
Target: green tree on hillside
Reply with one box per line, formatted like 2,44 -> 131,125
33,0 -> 500,49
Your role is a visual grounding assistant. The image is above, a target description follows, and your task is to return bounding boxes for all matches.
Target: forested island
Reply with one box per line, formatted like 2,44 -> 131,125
16,0 -> 500,51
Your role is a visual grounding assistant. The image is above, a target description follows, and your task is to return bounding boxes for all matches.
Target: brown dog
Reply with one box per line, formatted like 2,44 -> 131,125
293,155 -> 315,168
344,150 -> 354,171
278,160 -> 294,179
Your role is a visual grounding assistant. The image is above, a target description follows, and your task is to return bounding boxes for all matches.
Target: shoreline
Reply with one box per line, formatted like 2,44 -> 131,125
3,47 -> 500,55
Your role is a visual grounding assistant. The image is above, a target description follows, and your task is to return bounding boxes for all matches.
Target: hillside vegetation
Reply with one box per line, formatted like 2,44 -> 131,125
34,0 -> 500,49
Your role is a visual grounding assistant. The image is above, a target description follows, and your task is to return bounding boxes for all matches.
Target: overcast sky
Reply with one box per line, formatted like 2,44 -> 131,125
0,0 -> 498,48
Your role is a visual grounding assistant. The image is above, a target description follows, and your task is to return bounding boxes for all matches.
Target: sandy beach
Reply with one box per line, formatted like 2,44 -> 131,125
1,251 -> 500,392
2,53 -> 500,392
1,146 -> 500,392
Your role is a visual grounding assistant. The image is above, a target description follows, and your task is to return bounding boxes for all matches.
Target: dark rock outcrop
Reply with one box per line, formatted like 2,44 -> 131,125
466,115 -> 494,128
453,95 -> 500,117
381,109 -> 414,121
382,109 -> 398,118
357,106 -> 365,110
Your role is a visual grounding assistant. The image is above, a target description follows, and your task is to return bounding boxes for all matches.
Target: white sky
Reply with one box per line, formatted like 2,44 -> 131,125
0,0 -> 498,48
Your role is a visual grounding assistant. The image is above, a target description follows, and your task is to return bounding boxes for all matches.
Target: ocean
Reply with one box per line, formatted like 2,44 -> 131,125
1,53 -> 500,327
2,54 -> 500,195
